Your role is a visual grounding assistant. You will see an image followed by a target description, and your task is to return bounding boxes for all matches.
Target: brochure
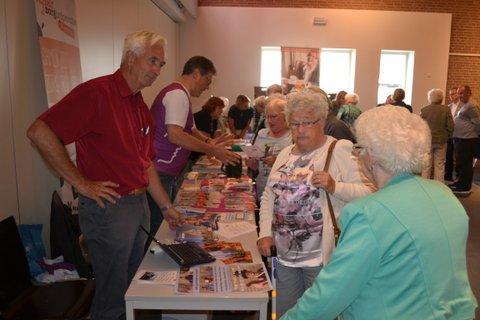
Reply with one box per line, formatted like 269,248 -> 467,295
201,241 -> 253,264
175,263 -> 272,294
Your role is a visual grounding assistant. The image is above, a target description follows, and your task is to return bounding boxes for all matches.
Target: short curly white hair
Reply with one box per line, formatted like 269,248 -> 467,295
345,93 -> 359,105
427,88 -> 444,104
354,106 -> 431,175
285,91 -> 329,124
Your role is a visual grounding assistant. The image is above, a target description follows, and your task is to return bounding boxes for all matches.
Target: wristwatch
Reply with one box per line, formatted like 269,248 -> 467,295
160,204 -> 172,213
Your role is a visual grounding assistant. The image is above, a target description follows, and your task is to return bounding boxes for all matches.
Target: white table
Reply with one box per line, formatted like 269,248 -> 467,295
125,221 -> 269,320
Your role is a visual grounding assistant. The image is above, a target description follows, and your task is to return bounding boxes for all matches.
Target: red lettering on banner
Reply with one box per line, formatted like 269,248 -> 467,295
58,20 -> 75,39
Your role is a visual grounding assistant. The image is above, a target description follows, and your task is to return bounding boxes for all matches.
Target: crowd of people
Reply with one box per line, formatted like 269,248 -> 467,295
26,30 -> 478,320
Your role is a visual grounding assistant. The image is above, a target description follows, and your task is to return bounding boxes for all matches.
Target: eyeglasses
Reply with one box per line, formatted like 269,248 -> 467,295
289,118 -> 320,129
352,144 -> 367,157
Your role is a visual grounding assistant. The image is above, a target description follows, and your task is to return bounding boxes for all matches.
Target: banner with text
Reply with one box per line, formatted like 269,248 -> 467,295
35,0 -> 82,212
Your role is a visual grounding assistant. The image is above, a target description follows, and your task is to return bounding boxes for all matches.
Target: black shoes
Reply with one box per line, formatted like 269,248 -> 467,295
448,183 -> 471,196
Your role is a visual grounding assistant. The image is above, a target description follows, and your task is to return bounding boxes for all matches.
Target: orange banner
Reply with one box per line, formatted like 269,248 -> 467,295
38,37 -> 82,106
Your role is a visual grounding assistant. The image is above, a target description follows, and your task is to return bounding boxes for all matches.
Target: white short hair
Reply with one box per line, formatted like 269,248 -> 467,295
427,89 -> 444,104
345,93 -> 359,105
355,106 -> 431,175
121,30 -> 166,65
286,91 -> 329,124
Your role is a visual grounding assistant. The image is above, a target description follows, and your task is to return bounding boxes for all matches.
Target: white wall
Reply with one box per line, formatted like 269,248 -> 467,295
179,7 -> 452,113
2,0 -> 57,233
0,0 -> 178,252
0,0 -> 21,222
76,0 -> 179,106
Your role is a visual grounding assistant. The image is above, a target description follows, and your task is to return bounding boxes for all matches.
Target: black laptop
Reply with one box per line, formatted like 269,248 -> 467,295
140,225 -> 215,267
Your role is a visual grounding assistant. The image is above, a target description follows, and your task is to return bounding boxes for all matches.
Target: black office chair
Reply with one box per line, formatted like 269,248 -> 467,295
0,216 -> 94,320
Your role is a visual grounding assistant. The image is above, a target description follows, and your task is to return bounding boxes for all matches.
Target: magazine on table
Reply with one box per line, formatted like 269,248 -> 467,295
201,241 -> 253,264
175,263 -> 272,294
175,224 -> 215,243
177,207 -> 255,224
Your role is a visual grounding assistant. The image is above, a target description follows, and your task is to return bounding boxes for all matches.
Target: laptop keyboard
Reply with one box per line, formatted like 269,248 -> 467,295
160,242 -> 216,267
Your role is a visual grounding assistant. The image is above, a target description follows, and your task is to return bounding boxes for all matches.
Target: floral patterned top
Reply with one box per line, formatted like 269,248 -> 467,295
270,148 -> 324,266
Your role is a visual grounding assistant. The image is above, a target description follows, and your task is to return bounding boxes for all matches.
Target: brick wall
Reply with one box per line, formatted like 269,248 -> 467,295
199,0 -> 480,102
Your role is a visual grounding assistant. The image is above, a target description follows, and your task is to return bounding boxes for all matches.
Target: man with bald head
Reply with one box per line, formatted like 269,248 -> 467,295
450,85 -> 480,194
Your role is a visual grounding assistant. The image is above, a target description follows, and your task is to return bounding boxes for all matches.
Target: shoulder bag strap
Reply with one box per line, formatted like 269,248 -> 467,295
323,140 -> 340,246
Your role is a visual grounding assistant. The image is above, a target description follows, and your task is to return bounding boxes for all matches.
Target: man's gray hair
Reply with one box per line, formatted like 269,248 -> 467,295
121,30 -> 166,65
355,106 -> 431,175
285,91 -> 329,124
427,89 -> 444,104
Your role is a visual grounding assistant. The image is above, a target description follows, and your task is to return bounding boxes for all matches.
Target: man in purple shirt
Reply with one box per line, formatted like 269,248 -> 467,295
149,56 -> 239,236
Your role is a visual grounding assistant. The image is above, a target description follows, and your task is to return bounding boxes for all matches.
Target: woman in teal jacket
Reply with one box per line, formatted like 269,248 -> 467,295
281,106 -> 476,320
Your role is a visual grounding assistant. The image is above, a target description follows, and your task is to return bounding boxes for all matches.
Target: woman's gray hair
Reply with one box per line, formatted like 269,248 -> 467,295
254,95 -> 267,108
121,30 -> 166,65
427,88 -> 444,104
345,93 -> 359,105
355,106 -> 431,175
285,91 -> 329,124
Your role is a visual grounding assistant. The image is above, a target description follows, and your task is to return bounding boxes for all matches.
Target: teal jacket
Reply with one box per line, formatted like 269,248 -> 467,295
281,173 -> 476,320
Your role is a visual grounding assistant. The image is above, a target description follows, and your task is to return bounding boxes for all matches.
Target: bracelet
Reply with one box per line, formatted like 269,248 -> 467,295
160,204 -> 172,213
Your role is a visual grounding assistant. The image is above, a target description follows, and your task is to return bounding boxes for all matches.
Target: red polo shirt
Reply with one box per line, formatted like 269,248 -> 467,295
39,69 -> 155,195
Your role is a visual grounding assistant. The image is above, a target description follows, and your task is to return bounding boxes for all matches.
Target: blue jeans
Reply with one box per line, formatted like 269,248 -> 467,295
147,172 -> 178,241
78,194 -> 149,320
275,262 -> 322,317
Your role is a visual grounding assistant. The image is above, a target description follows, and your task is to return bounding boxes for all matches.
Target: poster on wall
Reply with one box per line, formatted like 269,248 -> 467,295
281,47 -> 319,93
34,0 -> 82,213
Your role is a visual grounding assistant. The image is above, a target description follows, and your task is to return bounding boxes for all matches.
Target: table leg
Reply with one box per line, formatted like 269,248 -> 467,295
259,303 -> 268,320
126,301 -> 134,320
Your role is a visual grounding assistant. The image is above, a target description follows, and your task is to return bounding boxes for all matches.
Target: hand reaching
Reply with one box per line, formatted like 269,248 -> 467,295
257,236 -> 274,257
164,207 -> 184,230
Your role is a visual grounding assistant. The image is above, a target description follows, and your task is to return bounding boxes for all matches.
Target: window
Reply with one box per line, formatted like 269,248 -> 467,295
319,48 -> 356,94
377,50 -> 415,105
260,46 -> 281,88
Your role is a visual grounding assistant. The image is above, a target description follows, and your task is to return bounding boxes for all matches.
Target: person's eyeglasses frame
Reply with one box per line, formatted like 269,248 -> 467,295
289,118 -> 321,129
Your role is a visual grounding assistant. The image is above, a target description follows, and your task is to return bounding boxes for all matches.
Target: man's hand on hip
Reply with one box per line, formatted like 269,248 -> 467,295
76,180 -> 121,208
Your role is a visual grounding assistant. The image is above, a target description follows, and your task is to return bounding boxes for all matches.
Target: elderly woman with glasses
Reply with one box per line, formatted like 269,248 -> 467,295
245,97 -> 292,202
281,106 -> 476,320
257,91 -> 374,317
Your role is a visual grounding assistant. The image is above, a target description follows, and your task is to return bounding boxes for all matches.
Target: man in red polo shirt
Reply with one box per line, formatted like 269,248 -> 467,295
27,31 -> 181,320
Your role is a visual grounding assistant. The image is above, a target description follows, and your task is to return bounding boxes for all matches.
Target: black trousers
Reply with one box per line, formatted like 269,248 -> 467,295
445,138 -> 455,180
453,138 -> 477,190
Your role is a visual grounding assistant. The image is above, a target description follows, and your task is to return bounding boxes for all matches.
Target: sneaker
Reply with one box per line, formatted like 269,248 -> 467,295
449,184 -> 471,196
